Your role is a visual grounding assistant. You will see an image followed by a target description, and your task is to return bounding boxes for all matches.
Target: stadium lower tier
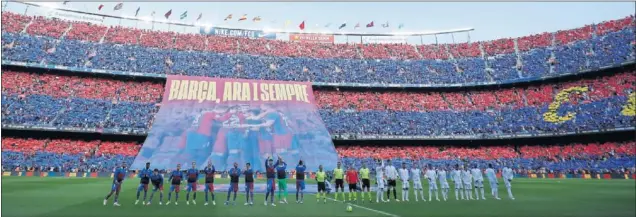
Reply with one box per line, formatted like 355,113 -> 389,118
2,93 -> 634,136
2,138 -> 634,173
2,25 -> 634,85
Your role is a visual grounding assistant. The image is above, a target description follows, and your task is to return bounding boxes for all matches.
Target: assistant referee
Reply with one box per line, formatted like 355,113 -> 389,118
315,165 -> 327,203
333,162 -> 345,202
359,163 -> 371,202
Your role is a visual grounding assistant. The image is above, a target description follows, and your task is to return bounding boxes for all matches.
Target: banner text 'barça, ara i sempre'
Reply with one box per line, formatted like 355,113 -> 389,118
132,76 -> 337,172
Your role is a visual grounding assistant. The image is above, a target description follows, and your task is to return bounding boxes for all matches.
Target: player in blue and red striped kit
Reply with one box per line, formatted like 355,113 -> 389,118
212,106 -> 245,170
135,162 -> 152,205
225,162 -> 241,206
264,157 -> 277,206
147,169 -> 164,205
186,162 -> 199,205
295,160 -> 307,204
104,162 -> 127,206
248,104 -> 297,161
166,164 -> 184,205
244,162 -> 255,206
203,162 -> 216,206
186,106 -> 228,166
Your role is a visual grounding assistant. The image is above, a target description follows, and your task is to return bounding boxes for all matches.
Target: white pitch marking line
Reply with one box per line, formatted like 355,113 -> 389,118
326,197 -> 400,217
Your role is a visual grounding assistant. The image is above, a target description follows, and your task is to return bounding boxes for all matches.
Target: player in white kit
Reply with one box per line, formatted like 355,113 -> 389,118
462,167 -> 473,200
451,165 -> 464,200
398,163 -> 410,202
410,164 -> 425,202
471,165 -> 486,200
375,159 -> 387,203
425,164 -> 440,201
502,165 -> 515,200
485,163 -> 501,200
385,160 -> 399,202
437,165 -> 450,201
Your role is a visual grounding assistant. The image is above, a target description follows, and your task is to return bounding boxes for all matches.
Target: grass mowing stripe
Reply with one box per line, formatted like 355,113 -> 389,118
325,197 -> 400,217
3,179 -> 113,217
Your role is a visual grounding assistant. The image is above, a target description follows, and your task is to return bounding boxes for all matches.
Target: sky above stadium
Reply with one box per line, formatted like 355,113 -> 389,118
6,1 -> 635,44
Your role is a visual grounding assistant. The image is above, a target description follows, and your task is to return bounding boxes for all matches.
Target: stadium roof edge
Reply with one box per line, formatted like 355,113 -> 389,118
18,1 -> 474,36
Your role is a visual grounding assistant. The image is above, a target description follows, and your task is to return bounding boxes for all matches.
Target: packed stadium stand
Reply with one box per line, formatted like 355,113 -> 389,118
1,12 -> 635,85
2,137 -> 634,174
2,69 -> 634,136
1,11 -> 635,175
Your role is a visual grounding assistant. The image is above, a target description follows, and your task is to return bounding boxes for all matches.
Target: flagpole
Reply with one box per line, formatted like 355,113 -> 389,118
23,5 -> 29,15
434,34 -> 438,45
420,36 -> 423,45
451,33 -> 455,44
467,32 -> 471,43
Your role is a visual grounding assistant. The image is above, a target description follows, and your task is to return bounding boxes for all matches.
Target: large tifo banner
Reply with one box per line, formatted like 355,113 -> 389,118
132,76 -> 337,172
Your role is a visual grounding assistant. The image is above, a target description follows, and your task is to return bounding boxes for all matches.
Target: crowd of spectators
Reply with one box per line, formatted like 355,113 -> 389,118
64,21 -> 108,42
1,12 -> 32,33
2,12 -> 633,85
2,137 -> 633,174
2,69 -> 634,136
1,70 -> 160,130
1,71 -> 163,102
1,138 -> 140,172
25,16 -> 70,39
338,142 -> 634,160
338,142 -> 635,174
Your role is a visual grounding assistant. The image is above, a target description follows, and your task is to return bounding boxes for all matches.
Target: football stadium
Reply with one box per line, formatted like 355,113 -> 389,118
1,1 -> 635,217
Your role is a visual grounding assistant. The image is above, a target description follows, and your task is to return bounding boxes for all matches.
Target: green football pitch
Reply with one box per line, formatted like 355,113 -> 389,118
2,177 -> 634,217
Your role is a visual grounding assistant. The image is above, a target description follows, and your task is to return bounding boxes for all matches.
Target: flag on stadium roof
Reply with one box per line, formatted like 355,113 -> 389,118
113,3 -> 123,11
151,11 -> 155,17
354,23 -> 360,29
196,13 -> 202,21
253,16 -> 261,22
339,22 -> 346,29
299,21 -> 305,30
164,10 -> 172,19
366,21 -> 374,28
382,21 -> 389,28
224,14 -> 232,21
135,7 -> 140,17
325,23 -> 332,28
284,20 -> 291,27
63,1 -> 69,5
239,14 -> 247,21
180,11 -> 187,20
98,4 -> 104,11
398,23 -> 404,29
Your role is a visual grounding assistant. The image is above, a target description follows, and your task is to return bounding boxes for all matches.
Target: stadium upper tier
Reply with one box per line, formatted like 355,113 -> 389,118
2,137 -> 634,173
2,69 -> 634,138
2,12 -> 635,86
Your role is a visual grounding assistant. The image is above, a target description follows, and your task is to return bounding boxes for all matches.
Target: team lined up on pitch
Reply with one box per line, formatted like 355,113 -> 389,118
103,158 -> 515,206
